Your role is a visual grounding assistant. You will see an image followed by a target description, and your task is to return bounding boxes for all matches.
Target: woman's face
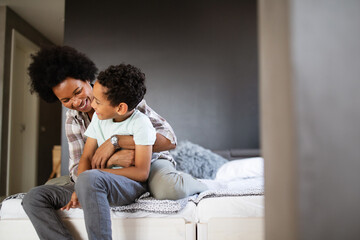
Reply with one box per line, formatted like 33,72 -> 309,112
52,77 -> 94,113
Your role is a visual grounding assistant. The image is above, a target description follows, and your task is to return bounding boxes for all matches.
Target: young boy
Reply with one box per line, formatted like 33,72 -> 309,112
62,64 -> 156,239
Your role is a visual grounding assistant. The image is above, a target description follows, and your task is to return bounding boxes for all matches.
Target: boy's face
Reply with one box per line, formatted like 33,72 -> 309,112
91,81 -> 118,120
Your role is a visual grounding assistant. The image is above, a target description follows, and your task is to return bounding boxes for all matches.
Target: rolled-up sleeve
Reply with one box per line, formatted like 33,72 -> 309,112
65,110 -> 88,182
136,100 -> 177,145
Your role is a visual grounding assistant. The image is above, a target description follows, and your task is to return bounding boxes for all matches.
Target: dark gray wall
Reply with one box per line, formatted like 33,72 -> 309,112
61,0 -> 259,172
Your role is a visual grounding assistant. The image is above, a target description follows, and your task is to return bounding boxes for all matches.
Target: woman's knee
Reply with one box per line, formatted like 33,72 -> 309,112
22,186 -> 51,209
149,160 -> 188,200
148,161 -> 208,200
149,170 -> 188,200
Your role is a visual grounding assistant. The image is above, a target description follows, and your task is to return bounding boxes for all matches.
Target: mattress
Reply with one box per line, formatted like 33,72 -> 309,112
0,199 -> 197,240
196,195 -> 264,223
196,196 -> 264,240
0,198 -> 197,222
0,196 -> 263,240
196,157 -> 265,240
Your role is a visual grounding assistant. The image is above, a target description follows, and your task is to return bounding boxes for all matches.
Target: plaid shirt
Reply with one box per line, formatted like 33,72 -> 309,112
66,99 -> 177,182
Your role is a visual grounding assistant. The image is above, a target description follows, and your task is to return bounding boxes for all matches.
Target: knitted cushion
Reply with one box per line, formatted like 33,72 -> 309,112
170,141 -> 228,179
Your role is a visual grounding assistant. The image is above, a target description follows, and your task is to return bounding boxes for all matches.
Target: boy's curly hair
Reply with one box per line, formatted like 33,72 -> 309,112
28,46 -> 98,102
97,64 -> 146,111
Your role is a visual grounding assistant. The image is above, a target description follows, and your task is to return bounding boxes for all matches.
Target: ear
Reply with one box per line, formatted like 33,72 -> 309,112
116,102 -> 128,115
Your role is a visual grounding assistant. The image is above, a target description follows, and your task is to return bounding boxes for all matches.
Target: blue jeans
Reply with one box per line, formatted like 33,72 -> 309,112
22,161 -> 207,239
22,170 -> 146,240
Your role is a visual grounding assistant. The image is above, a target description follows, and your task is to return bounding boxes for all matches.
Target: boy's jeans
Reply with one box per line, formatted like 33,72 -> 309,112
22,170 -> 146,240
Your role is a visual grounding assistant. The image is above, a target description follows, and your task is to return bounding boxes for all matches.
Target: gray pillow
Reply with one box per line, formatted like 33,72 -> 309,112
170,141 -> 228,179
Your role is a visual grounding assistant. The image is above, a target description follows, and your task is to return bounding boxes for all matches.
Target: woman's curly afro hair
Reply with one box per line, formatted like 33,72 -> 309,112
97,64 -> 146,111
28,45 -> 98,102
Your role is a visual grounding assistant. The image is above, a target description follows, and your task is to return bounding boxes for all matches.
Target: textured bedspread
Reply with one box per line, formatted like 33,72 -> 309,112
0,177 -> 264,215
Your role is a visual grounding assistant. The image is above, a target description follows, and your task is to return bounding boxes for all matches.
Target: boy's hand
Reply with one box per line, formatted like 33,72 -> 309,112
61,192 -> 81,210
91,138 -> 115,169
107,149 -> 135,168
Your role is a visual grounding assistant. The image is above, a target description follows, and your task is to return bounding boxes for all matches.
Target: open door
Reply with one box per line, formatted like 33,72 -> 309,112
7,30 -> 40,195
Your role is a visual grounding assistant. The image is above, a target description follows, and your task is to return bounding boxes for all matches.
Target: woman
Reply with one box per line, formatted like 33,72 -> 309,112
22,46 -> 207,239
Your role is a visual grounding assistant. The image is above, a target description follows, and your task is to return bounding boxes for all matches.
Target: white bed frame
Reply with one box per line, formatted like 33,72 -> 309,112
197,218 -> 263,240
0,218 -> 263,240
0,218 -> 196,240
0,205 -> 263,240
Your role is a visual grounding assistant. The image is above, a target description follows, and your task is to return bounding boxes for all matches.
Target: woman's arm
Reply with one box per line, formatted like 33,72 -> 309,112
106,133 -> 175,151
91,133 -> 174,168
153,133 -> 176,151
137,100 -> 177,149
106,149 -> 135,168
65,111 -> 88,181
101,145 -> 152,182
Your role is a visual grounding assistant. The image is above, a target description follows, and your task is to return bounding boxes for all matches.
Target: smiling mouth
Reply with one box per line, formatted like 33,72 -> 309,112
78,99 -> 87,111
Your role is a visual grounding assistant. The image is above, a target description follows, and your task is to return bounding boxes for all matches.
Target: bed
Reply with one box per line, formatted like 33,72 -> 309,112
0,198 -> 197,240
196,196 -> 264,240
0,146 -> 264,240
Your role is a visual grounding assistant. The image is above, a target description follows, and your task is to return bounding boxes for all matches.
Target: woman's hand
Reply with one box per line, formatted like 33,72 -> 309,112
106,149 -> 135,168
91,138 -> 115,169
61,192 -> 81,210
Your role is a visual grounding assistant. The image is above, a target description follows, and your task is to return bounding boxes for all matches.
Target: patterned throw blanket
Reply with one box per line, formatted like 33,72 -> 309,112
1,177 -> 264,214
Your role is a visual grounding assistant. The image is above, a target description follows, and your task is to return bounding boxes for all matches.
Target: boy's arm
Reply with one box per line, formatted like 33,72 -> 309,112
100,145 -> 152,182
91,133 -> 169,168
61,137 -> 98,210
78,137 -> 98,175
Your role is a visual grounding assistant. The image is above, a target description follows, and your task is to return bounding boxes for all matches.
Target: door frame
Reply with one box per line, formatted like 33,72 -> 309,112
6,29 -> 40,195
0,7 -> 54,199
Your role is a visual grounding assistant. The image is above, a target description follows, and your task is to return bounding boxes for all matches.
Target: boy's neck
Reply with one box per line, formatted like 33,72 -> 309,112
113,109 -> 135,122
87,108 -> 95,121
